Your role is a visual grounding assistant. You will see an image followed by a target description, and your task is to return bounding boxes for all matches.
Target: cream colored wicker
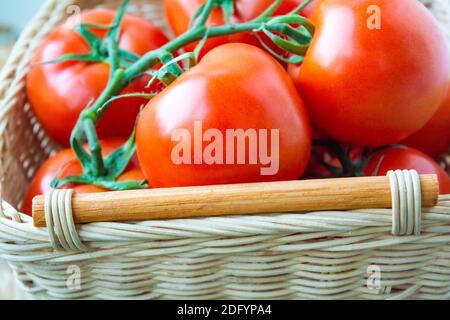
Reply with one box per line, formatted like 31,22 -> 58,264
0,0 -> 449,300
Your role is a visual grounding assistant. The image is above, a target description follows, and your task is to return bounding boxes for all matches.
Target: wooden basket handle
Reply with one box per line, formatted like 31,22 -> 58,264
32,172 -> 439,228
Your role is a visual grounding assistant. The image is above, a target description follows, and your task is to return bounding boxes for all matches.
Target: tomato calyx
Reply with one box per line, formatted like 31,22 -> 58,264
41,0 -> 139,68
310,140 -> 406,178
52,129 -> 149,191
254,16 -> 314,64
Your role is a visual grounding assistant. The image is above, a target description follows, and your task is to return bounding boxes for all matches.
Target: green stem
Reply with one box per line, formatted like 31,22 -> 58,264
80,20 -> 295,121
194,0 -> 216,28
290,0 -> 314,15
65,0 -> 315,191
124,21 -> 286,81
83,117 -> 105,176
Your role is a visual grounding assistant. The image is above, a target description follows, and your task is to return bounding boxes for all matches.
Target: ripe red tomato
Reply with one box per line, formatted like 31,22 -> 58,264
304,143 -> 364,179
164,0 -> 315,57
21,139 -> 144,216
136,43 -> 312,188
365,147 -> 450,195
402,82 -> 450,159
26,9 -> 169,146
300,0 -> 317,17
290,0 -> 450,147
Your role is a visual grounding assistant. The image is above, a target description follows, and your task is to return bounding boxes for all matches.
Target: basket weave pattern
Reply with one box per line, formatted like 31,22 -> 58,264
0,0 -> 449,300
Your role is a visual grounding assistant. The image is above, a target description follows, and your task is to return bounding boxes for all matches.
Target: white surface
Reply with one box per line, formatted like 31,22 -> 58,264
0,0 -> 45,34
0,260 -> 26,300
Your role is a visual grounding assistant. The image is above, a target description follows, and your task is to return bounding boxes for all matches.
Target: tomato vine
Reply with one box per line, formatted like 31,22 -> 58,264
50,0 -> 315,190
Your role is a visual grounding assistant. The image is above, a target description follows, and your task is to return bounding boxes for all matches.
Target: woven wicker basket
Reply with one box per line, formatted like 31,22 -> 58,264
0,0 -> 449,300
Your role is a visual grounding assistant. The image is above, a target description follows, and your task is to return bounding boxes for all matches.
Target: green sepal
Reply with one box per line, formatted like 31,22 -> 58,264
261,28 -> 309,55
166,52 -> 197,71
93,179 -> 149,191
51,174 -> 148,191
79,22 -> 117,30
75,24 -> 103,53
106,0 -> 129,42
82,118 -> 105,176
146,52 -> 196,87
50,170 -> 63,189
370,156 -> 386,177
282,25 -> 313,45
103,127 -> 138,180
119,49 -> 140,63
98,92 -> 156,115
51,174 -> 91,189
38,53 -> 104,66
70,133 -> 95,176
189,3 -> 207,28
268,14 -> 315,36
193,29 -> 210,63
218,0 -> 235,24
159,52 -> 184,77
254,33 -> 304,64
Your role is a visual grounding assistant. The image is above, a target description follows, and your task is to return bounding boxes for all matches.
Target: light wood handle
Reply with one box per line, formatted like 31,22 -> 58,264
32,175 -> 439,228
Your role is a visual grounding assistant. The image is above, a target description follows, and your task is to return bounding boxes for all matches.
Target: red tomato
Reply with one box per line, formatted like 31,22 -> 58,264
290,0 -> 450,147
300,0 -> 317,17
304,143 -> 364,178
365,147 -> 450,195
21,139 -> 144,216
26,9 -> 169,146
402,82 -> 450,159
164,0 -> 315,57
136,43 -> 312,188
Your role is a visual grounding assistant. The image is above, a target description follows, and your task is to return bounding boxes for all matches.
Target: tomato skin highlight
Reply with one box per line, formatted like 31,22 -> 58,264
20,139 -> 143,216
164,0 -> 315,57
365,147 -> 450,195
26,9 -> 169,146
291,0 -> 450,147
136,43 -> 312,188
402,83 -> 450,159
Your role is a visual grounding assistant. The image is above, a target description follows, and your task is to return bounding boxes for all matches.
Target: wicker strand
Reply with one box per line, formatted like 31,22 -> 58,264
388,170 -> 422,237
45,189 -> 85,252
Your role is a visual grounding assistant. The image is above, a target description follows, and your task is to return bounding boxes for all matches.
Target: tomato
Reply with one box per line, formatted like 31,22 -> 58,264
300,0 -> 317,17
136,43 -> 312,188
164,0 -> 315,57
402,82 -> 450,159
290,0 -> 450,147
304,143 -> 364,178
307,144 -> 450,194
26,9 -> 169,146
20,139 -> 144,216
365,147 -> 450,195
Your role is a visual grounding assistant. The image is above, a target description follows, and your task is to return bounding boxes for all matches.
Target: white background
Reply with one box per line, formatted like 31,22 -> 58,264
0,0 -> 44,36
